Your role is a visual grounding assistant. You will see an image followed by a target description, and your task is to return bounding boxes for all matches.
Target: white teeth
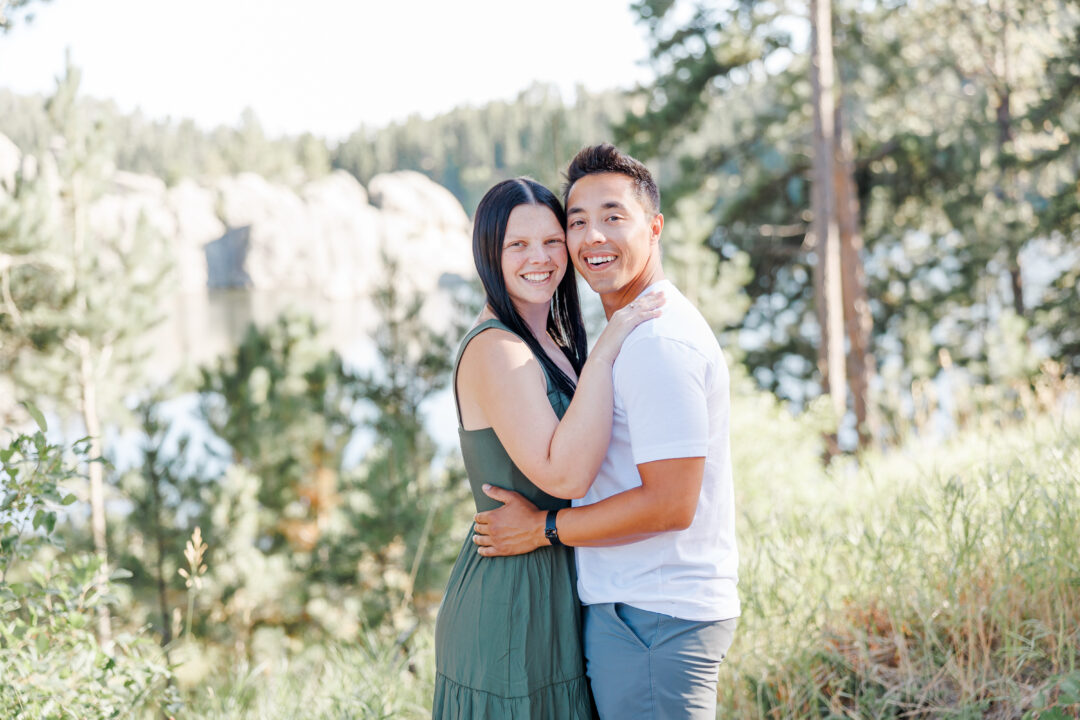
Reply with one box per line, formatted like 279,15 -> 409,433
587,256 -> 616,266
523,272 -> 551,282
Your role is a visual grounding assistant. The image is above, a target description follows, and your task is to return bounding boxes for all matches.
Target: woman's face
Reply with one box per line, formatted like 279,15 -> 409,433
500,204 -> 568,312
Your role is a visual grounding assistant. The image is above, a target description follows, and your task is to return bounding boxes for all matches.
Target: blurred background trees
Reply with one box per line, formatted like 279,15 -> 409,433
616,0 -> 1078,446
4,2 -> 1069,448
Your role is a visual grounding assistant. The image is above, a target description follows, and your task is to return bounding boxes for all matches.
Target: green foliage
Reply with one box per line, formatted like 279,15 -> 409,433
661,194 -> 754,336
332,82 -> 628,213
0,419 -> 179,719
1023,671 -> 1080,719
728,410 -> 1080,718
168,264 -> 470,648
326,256 -> 470,628
110,397 -> 197,646
1,80 -> 624,202
0,89 -> 333,186
197,311 -> 359,533
0,406 -> 74,575
621,0 -> 1080,412
189,312 -> 364,643
0,59 -> 173,419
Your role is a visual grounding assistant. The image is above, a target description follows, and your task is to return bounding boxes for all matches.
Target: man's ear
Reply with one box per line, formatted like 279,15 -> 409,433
651,213 -> 664,244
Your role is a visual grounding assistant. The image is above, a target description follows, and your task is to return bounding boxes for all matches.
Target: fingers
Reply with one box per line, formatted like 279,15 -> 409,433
481,483 -> 517,504
472,534 -> 502,557
621,291 -> 665,317
634,292 -> 665,313
637,290 -> 665,308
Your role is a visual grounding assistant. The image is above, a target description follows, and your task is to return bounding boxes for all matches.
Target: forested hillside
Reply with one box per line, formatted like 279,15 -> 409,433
0,81 -> 629,213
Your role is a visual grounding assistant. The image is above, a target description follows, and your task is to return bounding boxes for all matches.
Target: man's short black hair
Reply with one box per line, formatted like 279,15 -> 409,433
563,143 -> 660,216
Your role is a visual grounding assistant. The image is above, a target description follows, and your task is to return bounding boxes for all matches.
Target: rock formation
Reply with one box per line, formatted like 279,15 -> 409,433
0,131 -> 477,377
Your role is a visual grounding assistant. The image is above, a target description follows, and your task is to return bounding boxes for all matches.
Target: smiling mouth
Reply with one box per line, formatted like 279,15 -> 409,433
522,271 -> 553,283
585,255 -> 616,269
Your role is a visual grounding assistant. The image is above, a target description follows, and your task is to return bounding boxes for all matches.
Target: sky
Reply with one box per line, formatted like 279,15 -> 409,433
0,0 -> 656,140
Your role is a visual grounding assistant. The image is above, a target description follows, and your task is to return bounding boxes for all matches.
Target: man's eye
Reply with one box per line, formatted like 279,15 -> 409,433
546,238 -> 564,244
568,220 -> 583,228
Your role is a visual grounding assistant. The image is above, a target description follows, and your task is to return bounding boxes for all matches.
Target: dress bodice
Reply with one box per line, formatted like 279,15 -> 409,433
453,319 -> 573,512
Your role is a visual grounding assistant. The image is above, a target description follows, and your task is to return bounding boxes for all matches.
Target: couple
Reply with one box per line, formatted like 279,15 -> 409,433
433,144 -> 739,719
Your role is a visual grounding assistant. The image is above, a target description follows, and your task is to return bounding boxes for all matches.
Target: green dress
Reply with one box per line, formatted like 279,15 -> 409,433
433,319 -> 592,719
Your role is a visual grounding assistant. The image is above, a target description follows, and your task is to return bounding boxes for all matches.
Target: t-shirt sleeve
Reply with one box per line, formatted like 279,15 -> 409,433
614,335 -> 709,465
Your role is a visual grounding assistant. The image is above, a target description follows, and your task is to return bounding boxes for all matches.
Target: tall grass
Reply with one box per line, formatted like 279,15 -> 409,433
182,628 -> 435,719
174,410 -> 1079,718
725,412 -> 1080,718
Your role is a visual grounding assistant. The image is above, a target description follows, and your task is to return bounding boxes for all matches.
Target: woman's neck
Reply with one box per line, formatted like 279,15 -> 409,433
512,300 -> 551,343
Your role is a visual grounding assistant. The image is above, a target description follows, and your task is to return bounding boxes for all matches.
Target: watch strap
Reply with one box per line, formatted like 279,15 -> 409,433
544,509 -> 562,547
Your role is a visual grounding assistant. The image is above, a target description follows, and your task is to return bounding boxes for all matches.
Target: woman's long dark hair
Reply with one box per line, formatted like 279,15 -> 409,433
472,178 -> 588,397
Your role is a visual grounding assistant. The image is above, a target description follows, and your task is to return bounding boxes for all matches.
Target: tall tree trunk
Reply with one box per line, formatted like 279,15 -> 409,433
998,47 -> 1025,317
810,0 -> 847,447
147,446 -> 173,650
834,104 -> 878,448
70,167 -> 112,648
1009,263 -> 1024,316
79,340 -> 113,648
993,1 -> 1025,318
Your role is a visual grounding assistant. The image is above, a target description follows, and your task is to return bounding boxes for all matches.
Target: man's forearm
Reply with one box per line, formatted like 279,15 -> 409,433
484,485 -> 673,555
556,488 -> 683,547
556,456 -> 705,547
474,458 -> 704,556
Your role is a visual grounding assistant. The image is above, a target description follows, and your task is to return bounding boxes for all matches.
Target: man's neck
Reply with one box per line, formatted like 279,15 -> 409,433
601,262 -> 666,320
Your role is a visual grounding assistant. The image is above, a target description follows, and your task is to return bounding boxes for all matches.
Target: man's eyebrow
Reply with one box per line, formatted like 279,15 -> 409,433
567,200 -> 627,215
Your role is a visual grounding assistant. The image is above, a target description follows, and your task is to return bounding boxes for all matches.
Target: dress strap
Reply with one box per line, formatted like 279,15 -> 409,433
452,318 -> 556,428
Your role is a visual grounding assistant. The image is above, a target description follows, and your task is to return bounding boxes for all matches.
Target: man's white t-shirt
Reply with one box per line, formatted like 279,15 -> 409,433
573,279 -> 740,622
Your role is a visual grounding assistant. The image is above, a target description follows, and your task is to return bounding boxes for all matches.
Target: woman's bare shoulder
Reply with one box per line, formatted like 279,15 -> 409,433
460,323 -> 533,375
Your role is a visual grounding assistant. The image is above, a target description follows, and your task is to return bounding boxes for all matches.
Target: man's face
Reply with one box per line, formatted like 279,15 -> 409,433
565,173 -> 662,301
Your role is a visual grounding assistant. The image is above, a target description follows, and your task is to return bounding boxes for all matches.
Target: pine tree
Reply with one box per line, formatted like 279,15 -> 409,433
619,0 -> 1079,440
0,58 -> 172,644
333,253 -> 470,625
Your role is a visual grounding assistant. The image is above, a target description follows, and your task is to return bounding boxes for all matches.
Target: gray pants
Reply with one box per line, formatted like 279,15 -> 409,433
583,603 -> 736,719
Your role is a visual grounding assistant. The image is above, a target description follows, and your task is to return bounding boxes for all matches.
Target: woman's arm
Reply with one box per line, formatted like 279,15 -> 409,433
457,294 -> 663,499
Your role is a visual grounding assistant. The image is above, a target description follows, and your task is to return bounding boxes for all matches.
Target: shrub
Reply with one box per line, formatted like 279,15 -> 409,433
0,408 -> 179,719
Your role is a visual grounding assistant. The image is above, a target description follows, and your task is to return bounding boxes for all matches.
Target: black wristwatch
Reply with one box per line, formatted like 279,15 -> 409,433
544,509 -> 563,547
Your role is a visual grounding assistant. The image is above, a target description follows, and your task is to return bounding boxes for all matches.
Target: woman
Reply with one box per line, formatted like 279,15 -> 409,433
432,178 -> 663,718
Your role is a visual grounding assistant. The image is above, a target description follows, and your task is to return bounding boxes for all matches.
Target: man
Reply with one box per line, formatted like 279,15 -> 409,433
472,144 -> 739,719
